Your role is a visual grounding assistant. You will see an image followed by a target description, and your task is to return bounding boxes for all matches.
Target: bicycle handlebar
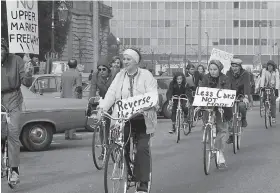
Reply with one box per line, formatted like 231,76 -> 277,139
193,106 -> 224,117
171,94 -> 189,102
101,111 -> 145,122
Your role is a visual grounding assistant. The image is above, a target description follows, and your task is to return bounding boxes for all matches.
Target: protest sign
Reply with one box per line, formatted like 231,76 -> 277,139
208,48 -> 233,73
193,87 -> 237,107
6,0 -> 39,54
115,92 -> 158,119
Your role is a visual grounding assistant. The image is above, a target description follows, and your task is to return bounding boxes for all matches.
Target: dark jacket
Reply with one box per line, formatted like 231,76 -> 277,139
201,73 -> 232,121
166,80 -> 193,102
226,68 -> 251,96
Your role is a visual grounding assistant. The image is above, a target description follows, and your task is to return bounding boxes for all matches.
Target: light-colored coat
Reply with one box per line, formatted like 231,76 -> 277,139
99,68 -> 158,134
260,68 -> 279,90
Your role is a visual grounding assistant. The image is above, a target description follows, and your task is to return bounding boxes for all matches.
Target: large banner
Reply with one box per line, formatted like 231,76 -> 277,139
114,92 -> 158,119
6,0 -> 39,54
193,87 -> 237,107
209,48 -> 233,74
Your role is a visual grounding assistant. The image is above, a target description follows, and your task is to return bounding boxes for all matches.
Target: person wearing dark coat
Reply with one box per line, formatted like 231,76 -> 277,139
166,72 -> 193,134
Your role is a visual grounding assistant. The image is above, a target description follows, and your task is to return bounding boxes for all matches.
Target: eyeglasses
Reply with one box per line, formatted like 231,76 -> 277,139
98,68 -> 107,72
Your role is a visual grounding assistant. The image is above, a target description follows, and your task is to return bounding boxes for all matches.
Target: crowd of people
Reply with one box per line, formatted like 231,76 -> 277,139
1,34 -> 280,192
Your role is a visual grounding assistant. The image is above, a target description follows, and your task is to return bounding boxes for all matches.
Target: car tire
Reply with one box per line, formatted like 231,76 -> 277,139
21,123 -> 54,152
162,102 -> 172,119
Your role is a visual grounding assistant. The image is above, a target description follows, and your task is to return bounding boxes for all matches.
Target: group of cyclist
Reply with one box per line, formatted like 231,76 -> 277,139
1,30 -> 279,192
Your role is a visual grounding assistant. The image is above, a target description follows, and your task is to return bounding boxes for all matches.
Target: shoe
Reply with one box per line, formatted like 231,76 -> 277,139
217,151 -> 227,169
241,118 -> 248,127
136,182 -> 148,192
226,135 -> 234,144
272,118 -> 276,124
169,125 -> 176,134
10,171 -> 20,184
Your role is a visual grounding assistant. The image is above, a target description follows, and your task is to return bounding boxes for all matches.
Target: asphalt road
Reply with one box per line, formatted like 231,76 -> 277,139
2,106 -> 280,193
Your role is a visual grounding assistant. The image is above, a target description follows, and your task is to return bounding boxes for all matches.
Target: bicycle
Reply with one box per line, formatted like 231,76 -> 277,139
1,105 -> 17,189
261,87 -> 275,129
171,94 -> 191,143
259,90 -> 264,117
86,97 -> 115,170
231,94 -> 244,154
194,106 -> 224,175
102,111 -> 152,193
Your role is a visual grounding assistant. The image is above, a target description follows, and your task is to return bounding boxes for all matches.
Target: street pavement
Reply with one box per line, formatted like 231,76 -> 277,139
2,106 -> 280,193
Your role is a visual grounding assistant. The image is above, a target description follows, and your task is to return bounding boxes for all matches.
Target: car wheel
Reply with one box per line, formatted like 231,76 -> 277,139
162,102 -> 172,119
21,123 -> 54,152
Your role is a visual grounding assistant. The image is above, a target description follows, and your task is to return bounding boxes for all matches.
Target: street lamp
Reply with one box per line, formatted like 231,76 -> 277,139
58,1 -> 69,25
184,24 -> 189,72
205,31 -> 209,65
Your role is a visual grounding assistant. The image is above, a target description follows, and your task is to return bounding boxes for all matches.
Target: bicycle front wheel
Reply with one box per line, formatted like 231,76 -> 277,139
237,114 -> 242,150
260,97 -> 263,117
104,144 -> 128,193
264,103 -> 269,129
92,125 -> 105,170
203,125 -> 212,175
232,114 -> 238,154
176,111 -> 181,143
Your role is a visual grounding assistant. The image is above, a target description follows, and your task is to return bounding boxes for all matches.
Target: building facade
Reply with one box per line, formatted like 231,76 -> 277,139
61,1 -> 113,72
104,1 -> 280,67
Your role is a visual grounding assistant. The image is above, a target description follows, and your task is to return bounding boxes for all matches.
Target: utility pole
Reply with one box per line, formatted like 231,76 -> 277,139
269,20 -> 273,60
198,0 -> 202,66
184,24 -> 189,72
259,22 -> 262,66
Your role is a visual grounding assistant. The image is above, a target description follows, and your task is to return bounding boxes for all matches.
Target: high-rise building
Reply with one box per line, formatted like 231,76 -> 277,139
104,1 -> 280,67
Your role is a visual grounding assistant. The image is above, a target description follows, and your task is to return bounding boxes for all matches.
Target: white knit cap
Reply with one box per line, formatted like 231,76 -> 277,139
123,49 -> 140,63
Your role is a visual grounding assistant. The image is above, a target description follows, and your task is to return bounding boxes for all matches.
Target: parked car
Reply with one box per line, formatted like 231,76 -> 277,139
20,86 -> 88,151
155,76 -> 172,119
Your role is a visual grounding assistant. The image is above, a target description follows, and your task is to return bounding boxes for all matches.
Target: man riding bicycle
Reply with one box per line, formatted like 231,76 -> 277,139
226,57 -> 250,144
1,38 -> 33,184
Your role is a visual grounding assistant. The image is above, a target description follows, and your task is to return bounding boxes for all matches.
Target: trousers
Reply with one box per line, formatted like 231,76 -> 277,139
1,105 -> 22,167
124,117 -> 151,182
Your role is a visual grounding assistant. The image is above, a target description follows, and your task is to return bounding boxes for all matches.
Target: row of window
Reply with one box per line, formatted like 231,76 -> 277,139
118,38 -> 270,47
110,1 -> 268,10
233,20 -> 273,27
218,38 -> 268,46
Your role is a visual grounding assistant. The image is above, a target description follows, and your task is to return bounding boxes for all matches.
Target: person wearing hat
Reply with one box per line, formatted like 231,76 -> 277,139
1,38 -> 33,184
61,59 -> 83,140
96,48 -> 158,193
226,57 -> 250,144
199,59 -> 231,168
260,60 -> 279,123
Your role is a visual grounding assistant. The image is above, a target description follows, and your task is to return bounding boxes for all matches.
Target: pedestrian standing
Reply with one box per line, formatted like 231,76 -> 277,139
1,38 -> 33,184
110,56 -> 123,77
61,59 -> 83,140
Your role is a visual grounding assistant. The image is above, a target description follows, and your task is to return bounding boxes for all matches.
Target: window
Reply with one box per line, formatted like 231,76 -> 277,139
261,2 -> 268,9
255,20 -> 261,27
158,20 -> 165,27
233,20 -> 239,27
213,2 -> 219,9
124,38 -> 130,45
123,2 -> 130,9
131,38 -> 137,45
246,2 -> 253,9
262,20 -> 267,27
233,39 -> 239,45
151,20 -> 157,27
165,38 -> 170,45
118,1 -> 124,9
158,38 -> 165,45
219,39 -> 225,45
192,2 -> 198,9
247,39 -> 253,45
226,39 -> 232,45
240,39 -> 246,45
213,42 -> 218,45
178,2 -> 184,9
240,20 -> 246,27
165,2 -> 171,9
144,38 -> 150,45
247,20 -> 253,27
254,2 -> 260,9
261,39 -> 267,45
171,38 -> 177,45
170,20 -> 177,27
138,20 -> 144,27
254,39 -> 260,45
151,2 -> 157,9
131,2 -> 137,9
144,20 -> 150,27
138,1 -> 143,9
233,2 -> 239,9
172,2 -> 177,9
144,2 -> 150,9
165,20 -> 171,27
206,2 -> 212,9
240,2 -> 246,9
158,2 -> 165,9
138,38 -> 143,45
185,2 -> 191,9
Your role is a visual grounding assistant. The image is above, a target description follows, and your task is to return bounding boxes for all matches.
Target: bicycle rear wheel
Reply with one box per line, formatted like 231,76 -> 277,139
104,144 -> 127,193
92,125 -> 105,170
232,114 -> 238,154
176,112 -> 181,143
260,97 -> 263,117
237,115 -> 242,150
203,125 -> 212,175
